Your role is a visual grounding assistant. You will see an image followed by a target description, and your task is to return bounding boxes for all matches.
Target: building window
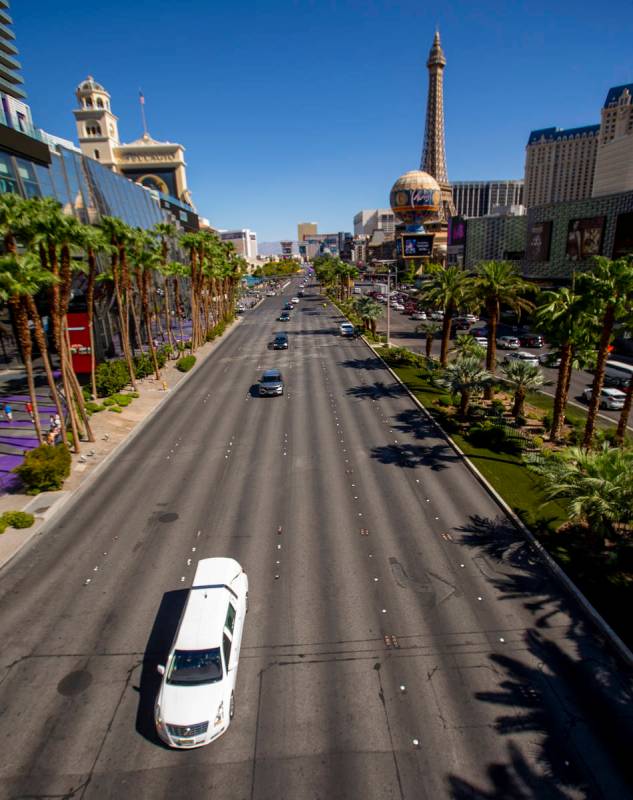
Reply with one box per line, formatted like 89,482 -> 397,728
94,150 -> 100,160
96,98 -> 103,108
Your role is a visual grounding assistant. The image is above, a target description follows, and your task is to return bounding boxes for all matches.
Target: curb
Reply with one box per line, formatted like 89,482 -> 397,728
361,337 -> 633,669
0,316 -> 245,573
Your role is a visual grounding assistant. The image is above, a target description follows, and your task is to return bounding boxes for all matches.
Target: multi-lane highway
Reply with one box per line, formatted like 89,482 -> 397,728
0,277 -> 632,799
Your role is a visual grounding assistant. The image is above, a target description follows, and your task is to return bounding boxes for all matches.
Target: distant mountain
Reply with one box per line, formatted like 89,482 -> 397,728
258,241 -> 298,256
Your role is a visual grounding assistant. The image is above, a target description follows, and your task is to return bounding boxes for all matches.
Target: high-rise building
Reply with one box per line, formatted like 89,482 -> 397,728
420,31 -> 455,221
219,229 -> 258,259
524,125 -> 599,207
452,180 -> 524,218
0,1 -> 25,100
297,222 -> 317,241
592,84 -> 633,197
353,209 -> 395,237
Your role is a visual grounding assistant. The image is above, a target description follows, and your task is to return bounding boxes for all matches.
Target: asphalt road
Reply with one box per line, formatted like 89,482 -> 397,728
381,305 -> 632,430
0,278 -> 632,799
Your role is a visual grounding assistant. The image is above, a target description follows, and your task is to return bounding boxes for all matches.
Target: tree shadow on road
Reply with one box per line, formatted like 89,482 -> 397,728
346,381 -> 407,401
445,513 -> 633,798
370,440 -> 457,471
339,357 -> 384,371
134,588 -> 188,745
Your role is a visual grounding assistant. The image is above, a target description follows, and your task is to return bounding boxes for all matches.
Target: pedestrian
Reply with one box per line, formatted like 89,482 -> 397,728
4,402 -> 12,422
53,413 -> 61,430
49,414 -> 56,431
25,401 -> 33,421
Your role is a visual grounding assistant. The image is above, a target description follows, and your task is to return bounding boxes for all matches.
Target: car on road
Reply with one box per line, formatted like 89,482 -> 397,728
339,322 -> 357,337
283,302 -> 293,310
272,333 -> 288,350
410,311 -> 427,321
463,313 -> 478,323
472,336 -> 489,347
291,296 -> 300,304
604,360 -> 633,388
266,290 -> 276,297
259,369 -> 284,396
429,310 -> 444,320
278,311 -> 291,321
503,351 -> 540,367
154,557 -> 248,749
582,386 -> 626,410
453,317 -> 470,331
497,335 -> 521,350
298,290 -> 304,297
539,351 -> 561,368
519,333 -> 545,348
390,302 -> 405,311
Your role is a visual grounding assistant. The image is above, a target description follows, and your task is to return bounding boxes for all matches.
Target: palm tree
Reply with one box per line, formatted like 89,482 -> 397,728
355,296 -> 383,334
467,260 -> 536,400
415,320 -> 442,359
130,234 -> 162,380
439,356 -> 492,418
0,252 -> 56,445
531,444 -> 633,548
418,264 -> 471,366
0,192 -> 28,253
500,359 -> 545,419
451,333 -> 486,362
577,256 -> 633,448
535,288 -> 594,442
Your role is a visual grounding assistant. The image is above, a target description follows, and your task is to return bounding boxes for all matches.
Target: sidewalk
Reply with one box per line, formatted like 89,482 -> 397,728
0,316 -> 244,571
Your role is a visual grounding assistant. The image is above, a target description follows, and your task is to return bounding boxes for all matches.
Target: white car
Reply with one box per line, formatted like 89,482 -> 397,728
429,311 -> 444,320
155,558 -> 248,749
391,302 -> 405,311
497,335 -> 521,349
266,291 -> 276,297
291,296 -> 299,304
582,386 -> 626,410
539,351 -> 562,368
464,313 -> 478,323
472,336 -> 488,347
504,351 -> 540,367
339,322 -> 356,337
411,312 -> 427,321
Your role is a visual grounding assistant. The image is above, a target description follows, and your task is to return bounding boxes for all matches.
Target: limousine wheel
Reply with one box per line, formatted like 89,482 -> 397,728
245,592 -> 249,612
230,691 -> 235,719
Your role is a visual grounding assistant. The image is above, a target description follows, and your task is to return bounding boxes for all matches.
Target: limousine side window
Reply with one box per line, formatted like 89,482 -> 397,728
223,632 -> 232,668
225,603 -> 236,634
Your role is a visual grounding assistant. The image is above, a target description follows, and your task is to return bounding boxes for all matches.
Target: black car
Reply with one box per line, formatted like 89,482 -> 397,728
519,333 -> 544,348
272,333 -> 288,350
283,302 -> 293,310
278,311 -> 291,321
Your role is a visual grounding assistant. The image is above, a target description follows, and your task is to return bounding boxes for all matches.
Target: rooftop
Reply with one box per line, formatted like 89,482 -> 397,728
527,125 -> 600,145
604,84 -> 633,107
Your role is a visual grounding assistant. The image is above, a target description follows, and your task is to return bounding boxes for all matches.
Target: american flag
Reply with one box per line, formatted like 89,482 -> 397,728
139,90 -> 145,105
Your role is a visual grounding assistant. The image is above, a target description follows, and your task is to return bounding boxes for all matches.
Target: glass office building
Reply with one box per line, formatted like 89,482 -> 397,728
0,141 -> 166,229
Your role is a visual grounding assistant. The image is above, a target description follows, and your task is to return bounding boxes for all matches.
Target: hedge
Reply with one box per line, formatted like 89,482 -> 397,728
2,511 -> 35,529
176,355 -> 196,372
13,445 -> 71,494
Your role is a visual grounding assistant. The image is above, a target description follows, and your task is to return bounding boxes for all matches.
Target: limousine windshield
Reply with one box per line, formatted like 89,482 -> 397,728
168,648 -> 223,685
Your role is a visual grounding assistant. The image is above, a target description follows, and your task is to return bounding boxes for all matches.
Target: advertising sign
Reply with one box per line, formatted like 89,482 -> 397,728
448,216 -> 466,246
526,220 -> 552,261
566,216 -> 605,261
67,312 -> 92,374
401,234 -> 434,257
612,212 -> 633,259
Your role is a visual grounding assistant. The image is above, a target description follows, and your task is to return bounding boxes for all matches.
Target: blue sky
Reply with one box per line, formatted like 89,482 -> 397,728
18,0 -> 633,241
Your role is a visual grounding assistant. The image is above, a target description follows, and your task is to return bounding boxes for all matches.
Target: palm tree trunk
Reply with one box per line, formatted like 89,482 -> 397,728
142,272 -> 161,380
484,302 -> 498,401
9,297 -> 43,444
23,295 -> 66,442
163,276 -> 174,349
551,342 -> 573,442
583,304 -> 615,449
440,312 -> 452,366
460,389 -> 470,418
86,249 -> 98,400
426,334 -> 433,358
113,253 -> 137,391
513,387 -> 526,419
615,373 -> 633,445
173,278 -> 185,349
63,324 -> 95,443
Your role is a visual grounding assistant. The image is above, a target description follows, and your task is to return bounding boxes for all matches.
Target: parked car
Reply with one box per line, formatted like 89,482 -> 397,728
154,558 -> 248,749
582,386 -> 626,410
429,310 -> 444,320
497,335 -> 521,350
411,311 -> 427,321
539,351 -> 561,368
339,322 -> 357,337
391,302 -> 405,311
519,333 -> 545,348
272,333 -> 288,350
464,313 -> 478,323
259,369 -> 284,396
504,351 -> 540,367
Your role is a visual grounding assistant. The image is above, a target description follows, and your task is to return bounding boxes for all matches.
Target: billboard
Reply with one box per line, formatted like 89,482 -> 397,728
401,234 -> 434,257
612,212 -> 633,259
448,216 -> 466,246
566,216 -> 605,261
526,220 -> 552,261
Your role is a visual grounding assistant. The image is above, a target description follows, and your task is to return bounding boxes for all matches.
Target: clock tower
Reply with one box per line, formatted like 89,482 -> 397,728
73,76 -> 120,168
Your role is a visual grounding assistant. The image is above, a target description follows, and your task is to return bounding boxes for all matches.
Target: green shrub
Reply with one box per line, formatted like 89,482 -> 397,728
383,346 -> 424,367
111,394 -> 132,406
102,397 -> 116,407
2,510 -> 35,529
0,517 -> 7,534
95,359 -> 130,397
467,421 -> 521,453
176,355 -> 196,372
86,401 -> 105,413
532,435 -> 544,448
133,353 -> 154,379
12,444 -> 71,494
490,399 -> 506,416
436,395 -> 453,408
108,406 -> 122,413
542,413 -> 552,432
128,391 -> 140,398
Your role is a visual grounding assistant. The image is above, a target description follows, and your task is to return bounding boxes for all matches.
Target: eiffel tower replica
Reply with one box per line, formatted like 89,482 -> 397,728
420,31 -> 455,234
